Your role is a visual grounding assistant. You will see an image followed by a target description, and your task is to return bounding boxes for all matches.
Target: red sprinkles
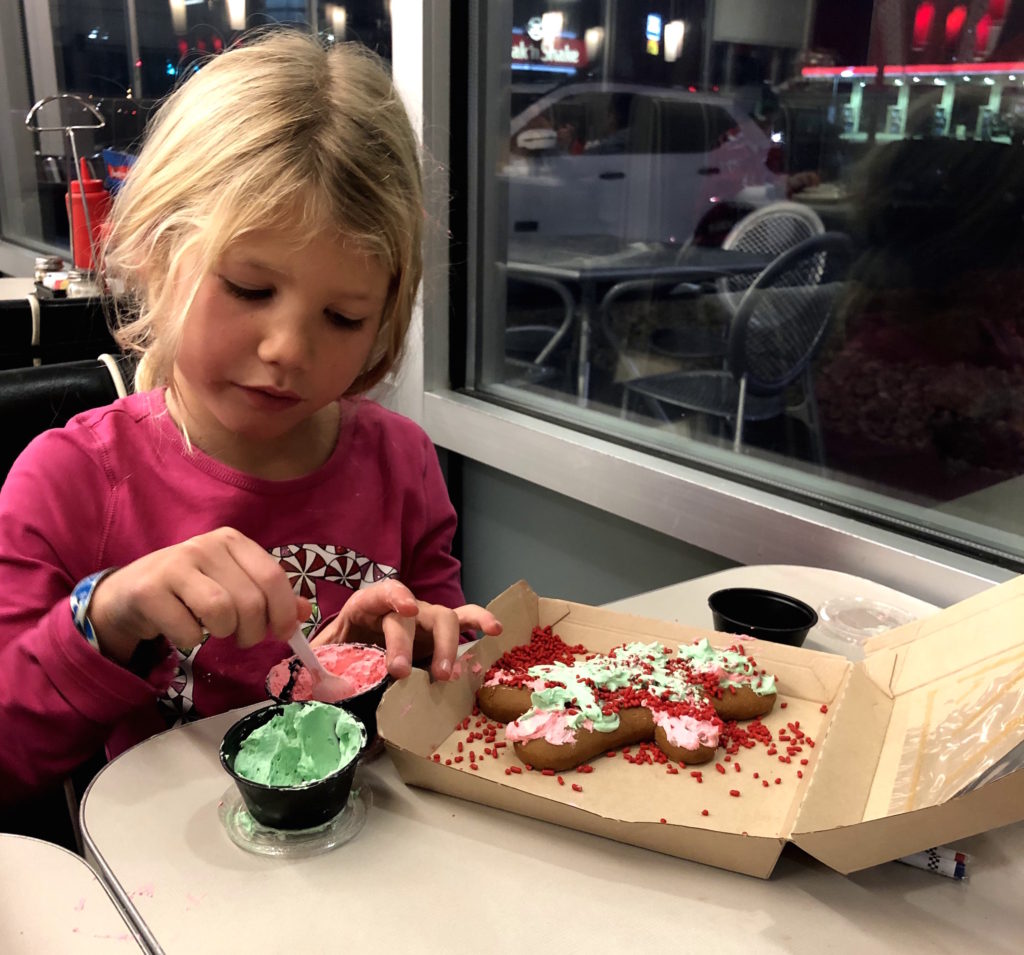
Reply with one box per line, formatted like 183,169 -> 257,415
430,625 -> 826,817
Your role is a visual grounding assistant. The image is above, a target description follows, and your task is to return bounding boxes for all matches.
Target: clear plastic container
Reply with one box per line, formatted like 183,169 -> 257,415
817,596 -> 916,646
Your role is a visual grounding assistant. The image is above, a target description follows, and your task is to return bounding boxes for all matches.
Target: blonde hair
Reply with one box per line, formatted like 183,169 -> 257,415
103,29 -> 423,395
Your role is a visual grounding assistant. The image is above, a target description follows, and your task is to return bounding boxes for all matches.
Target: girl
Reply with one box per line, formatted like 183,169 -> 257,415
0,30 -> 500,804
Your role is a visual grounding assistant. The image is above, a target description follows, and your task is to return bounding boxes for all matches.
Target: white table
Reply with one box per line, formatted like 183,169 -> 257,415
0,833 -> 144,953
80,566 -> 1022,955
0,277 -> 36,301
507,236 -> 768,400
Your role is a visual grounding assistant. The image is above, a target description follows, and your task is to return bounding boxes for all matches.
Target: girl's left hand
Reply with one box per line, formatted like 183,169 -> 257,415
310,578 -> 502,681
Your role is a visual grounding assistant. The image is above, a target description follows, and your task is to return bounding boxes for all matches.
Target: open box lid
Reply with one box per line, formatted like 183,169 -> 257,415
791,574 -> 1024,872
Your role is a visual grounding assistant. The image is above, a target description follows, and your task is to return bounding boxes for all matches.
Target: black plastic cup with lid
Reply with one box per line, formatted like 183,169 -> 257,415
708,588 -> 818,647
265,644 -> 392,744
220,702 -> 365,831
265,668 -> 392,743
334,675 -> 391,744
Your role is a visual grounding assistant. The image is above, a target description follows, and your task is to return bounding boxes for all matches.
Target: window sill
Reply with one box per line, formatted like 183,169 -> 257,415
421,389 -> 1010,607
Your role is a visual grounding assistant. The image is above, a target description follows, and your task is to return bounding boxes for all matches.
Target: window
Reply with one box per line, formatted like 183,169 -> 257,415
447,0 -> 1024,579
0,1 -> 392,267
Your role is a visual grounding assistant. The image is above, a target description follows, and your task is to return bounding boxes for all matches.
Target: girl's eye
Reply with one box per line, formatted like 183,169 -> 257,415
327,310 -> 366,331
221,275 -> 367,329
222,278 -> 272,301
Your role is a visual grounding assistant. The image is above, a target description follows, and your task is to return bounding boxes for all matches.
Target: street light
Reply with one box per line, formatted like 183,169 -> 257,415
664,20 -> 685,63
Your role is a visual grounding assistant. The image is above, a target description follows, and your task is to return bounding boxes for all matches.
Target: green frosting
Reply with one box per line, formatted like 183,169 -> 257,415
521,642 -> 707,732
676,638 -> 776,695
234,702 -> 365,787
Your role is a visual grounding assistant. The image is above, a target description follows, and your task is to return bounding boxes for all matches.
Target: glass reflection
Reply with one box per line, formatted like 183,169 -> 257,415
14,2 -> 392,249
487,0 -> 1024,564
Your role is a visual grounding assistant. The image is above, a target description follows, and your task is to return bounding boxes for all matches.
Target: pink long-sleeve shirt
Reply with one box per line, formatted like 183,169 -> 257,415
0,389 -> 464,803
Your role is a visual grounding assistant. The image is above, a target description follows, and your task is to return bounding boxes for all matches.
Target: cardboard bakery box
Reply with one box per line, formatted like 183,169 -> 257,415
377,577 -> 1024,878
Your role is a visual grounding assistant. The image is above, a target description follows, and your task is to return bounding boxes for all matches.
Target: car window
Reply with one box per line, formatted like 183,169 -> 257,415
706,105 -> 744,146
510,92 -> 619,156
549,94 -> 601,145
647,99 -> 710,154
512,91 -> 645,156
577,92 -> 635,154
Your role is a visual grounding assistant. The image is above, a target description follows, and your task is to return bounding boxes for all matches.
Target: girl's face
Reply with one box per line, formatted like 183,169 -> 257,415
170,227 -> 390,476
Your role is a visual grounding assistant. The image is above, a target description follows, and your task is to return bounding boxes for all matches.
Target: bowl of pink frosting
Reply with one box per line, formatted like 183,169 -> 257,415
265,642 -> 391,742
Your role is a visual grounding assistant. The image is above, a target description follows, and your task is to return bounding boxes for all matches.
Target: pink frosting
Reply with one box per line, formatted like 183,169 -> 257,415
651,709 -> 721,751
266,643 -> 387,702
504,709 -> 579,746
482,671 -> 546,693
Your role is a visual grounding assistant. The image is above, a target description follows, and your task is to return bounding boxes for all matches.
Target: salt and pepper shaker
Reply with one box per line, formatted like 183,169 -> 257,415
33,255 -> 64,285
66,268 -> 104,299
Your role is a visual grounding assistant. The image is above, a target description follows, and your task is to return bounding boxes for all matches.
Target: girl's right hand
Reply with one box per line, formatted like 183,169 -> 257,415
87,527 -> 307,664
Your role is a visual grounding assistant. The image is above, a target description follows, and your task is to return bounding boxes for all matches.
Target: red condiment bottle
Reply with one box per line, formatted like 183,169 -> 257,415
65,157 -> 111,270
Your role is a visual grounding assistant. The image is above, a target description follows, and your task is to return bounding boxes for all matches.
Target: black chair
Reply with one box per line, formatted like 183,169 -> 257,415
715,201 -> 827,314
621,232 -> 854,463
0,293 -> 121,371
504,275 -> 575,388
599,275 -> 732,367
0,354 -> 130,483
0,354 -> 132,850
33,296 -> 121,365
505,323 -> 574,386
0,296 -> 38,370
636,202 -> 828,363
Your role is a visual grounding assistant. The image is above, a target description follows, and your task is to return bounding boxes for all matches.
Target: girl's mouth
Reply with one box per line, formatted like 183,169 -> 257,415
236,384 -> 302,410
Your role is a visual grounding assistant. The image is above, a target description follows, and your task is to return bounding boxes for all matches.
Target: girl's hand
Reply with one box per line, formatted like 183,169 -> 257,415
87,527 -> 309,664
310,578 -> 502,681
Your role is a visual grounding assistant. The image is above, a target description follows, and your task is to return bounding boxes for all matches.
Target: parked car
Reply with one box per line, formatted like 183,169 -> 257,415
503,82 -> 787,245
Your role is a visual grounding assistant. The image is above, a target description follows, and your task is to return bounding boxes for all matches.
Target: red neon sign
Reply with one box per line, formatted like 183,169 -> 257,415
945,5 -> 968,44
913,2 -> 935,51
976,14 -> 993,54
800,65 -> 878,78
801,62 -> 1024,79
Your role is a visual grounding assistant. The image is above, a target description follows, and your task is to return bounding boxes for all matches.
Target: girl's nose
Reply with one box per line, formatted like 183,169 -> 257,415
256,309 -> 313,368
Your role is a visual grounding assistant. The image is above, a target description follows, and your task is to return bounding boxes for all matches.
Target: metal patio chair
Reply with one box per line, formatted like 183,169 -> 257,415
621,232 -> 853,462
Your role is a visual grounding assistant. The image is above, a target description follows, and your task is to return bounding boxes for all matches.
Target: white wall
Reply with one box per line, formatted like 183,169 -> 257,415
457,458 -> 735,607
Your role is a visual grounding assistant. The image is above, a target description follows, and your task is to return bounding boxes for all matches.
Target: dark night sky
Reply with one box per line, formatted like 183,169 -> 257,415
812,0 -> 876,64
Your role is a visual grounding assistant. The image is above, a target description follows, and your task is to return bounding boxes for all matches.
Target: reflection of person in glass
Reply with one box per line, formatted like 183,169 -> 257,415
584,94 -> 630,154
557,119 -> 583,154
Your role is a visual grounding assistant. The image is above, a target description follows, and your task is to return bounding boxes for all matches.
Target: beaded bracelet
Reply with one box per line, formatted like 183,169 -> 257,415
70,568 -> 118,652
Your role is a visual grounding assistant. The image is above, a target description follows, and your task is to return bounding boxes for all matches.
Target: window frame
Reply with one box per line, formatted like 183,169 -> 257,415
388,0 -> 1012,609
